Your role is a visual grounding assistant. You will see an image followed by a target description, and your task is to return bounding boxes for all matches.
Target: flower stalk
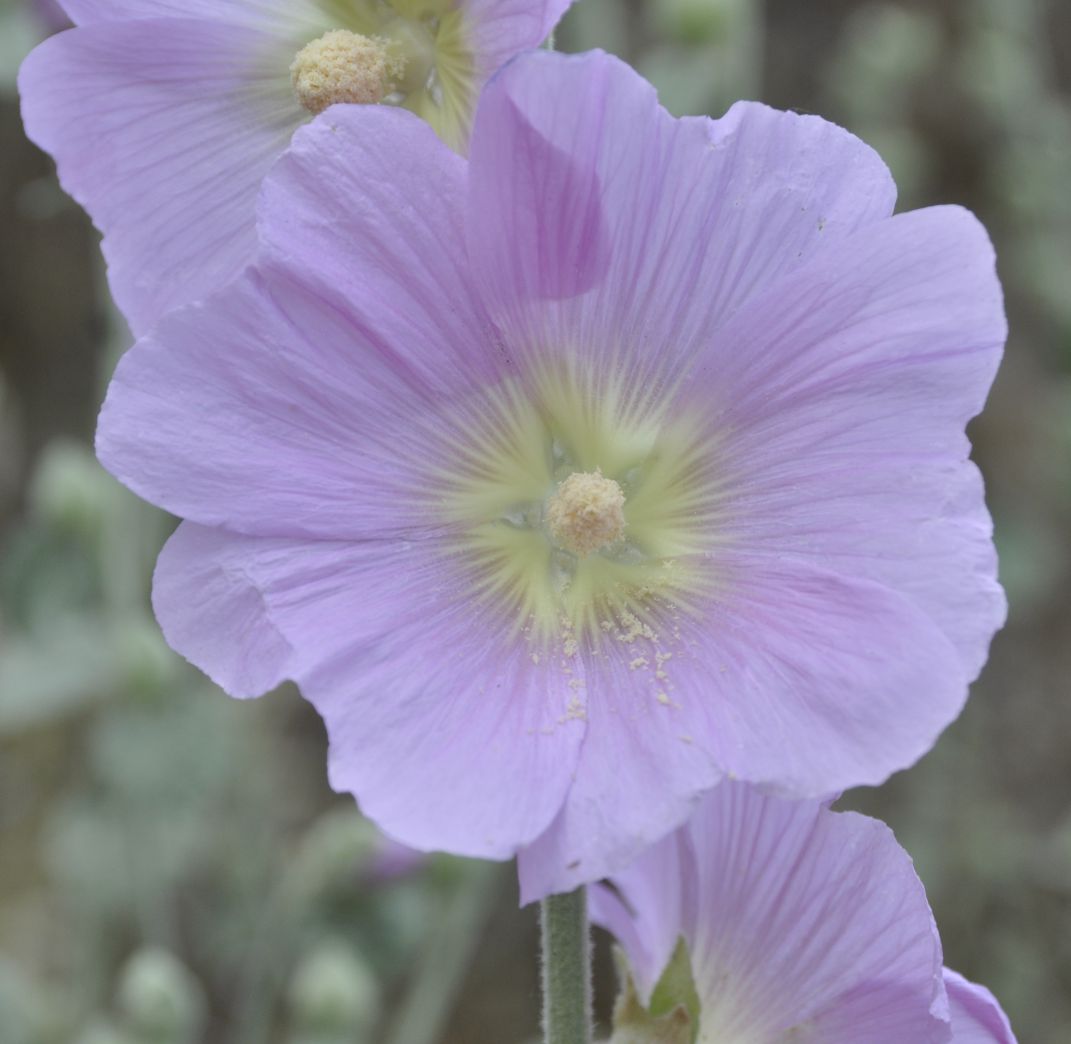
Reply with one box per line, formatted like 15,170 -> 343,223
541,888 -> 593,1044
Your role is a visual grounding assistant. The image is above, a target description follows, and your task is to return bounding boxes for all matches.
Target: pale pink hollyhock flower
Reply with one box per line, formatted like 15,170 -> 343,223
591,782 -> 1017,1043
18,0 -> 572,334
96,50 -> 1005,900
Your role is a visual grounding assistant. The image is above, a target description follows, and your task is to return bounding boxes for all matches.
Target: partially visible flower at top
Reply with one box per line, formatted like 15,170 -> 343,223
95,49 -> 1006,900
591,782 -> 1017,1044
17,0 -> 571,335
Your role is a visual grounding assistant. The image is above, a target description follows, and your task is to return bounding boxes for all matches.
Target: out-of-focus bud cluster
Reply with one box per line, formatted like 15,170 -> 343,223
0,438 -> 179,735
0,421 -> 438,1044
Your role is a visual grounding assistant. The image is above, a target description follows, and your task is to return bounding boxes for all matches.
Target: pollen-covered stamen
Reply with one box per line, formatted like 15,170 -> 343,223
546,470 -> 627,557
290,30 -> 405,114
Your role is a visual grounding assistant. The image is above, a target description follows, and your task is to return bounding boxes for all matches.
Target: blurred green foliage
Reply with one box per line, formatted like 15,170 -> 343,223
2,0 -> 1069,1040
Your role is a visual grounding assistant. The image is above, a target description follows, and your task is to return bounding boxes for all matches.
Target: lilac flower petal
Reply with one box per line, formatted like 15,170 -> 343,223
519,556 -> 965,899
59,0 -> 321,30
153,522 -> 586,858
696,205 -> 1006,679
463,0 -> 574,79
593,783 -> 949,1043
684,785 -> 948,1042
945,969 -> 1017,1043
100,272 -> 440,538
466,49 -> 895,380
679,556 -> 968,795
19,19 -> 302,335
587,832 -> 690,1002
467,60 -> 611,301
517,642 -> 722,902
152,522 -> 294,698
97,109 -> 493,539
255,106 -> 493,384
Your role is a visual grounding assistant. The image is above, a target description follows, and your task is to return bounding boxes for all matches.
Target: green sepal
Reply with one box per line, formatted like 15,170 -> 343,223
647,937 -> 701,1039
609,944 -> 698,1044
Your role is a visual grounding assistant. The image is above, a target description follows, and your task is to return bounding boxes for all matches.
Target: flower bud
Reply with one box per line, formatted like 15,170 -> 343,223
287,941 -> 379,1039
116,949 -> 204,1044
29,440 -> 112,539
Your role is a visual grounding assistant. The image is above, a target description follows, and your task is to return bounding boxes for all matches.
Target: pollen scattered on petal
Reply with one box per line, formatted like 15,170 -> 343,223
612,608 -> 657,645
290,30 -> 404,114
546,469 -> 626,557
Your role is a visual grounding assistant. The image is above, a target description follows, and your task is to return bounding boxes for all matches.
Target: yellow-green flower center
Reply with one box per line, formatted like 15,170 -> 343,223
287,5 -> 475,149
433,363 -> 726,653
290,30 -> 405,113
546,470 -> 627,557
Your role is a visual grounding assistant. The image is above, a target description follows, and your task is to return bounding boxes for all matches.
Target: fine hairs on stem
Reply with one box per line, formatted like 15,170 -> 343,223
540,888 -> 593,1044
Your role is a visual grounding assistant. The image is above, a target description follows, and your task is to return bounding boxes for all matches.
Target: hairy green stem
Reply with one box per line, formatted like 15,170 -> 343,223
541,888 -> 592,1044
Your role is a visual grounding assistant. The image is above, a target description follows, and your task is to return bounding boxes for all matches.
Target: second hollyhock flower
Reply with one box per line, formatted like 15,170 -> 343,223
18,0 -> 572,334
96,50 -> 1006,900
591,783 -> 1017,1043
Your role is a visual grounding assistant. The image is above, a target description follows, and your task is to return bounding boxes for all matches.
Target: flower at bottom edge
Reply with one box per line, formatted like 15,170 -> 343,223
591,781 -> 1018,1044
